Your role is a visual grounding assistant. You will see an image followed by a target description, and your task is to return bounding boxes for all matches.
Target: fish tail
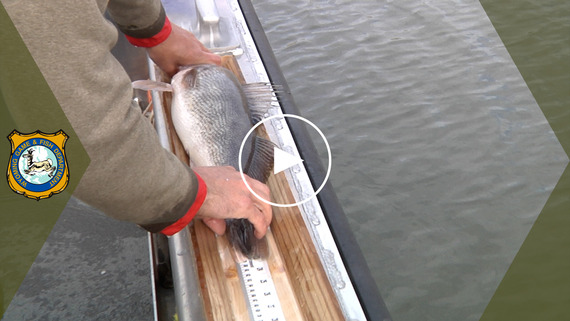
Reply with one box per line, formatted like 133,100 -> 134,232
226,218 -> 269,261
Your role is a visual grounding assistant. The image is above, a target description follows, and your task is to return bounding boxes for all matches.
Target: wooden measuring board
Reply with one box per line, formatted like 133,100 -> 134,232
157,55 -> 344,321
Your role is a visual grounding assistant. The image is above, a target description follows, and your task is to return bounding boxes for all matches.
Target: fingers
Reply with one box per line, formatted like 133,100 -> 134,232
193,166 -> 273,239
243,176 -> 272,239
189,52 -> 222,67
243,197 -> 270,240
202,218 -> 226,235
147,23 -> 221,76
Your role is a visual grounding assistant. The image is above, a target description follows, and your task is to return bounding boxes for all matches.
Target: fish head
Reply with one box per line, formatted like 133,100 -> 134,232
169,64 -> 250,168
170,64 -> 249,119
171,64 -> 233,92
171,65 -> 202,92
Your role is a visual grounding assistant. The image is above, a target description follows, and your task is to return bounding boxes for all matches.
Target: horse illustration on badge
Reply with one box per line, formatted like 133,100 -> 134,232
7,130 -> 70,200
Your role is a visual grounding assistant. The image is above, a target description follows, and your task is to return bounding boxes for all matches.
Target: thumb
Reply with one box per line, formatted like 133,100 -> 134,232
204,52 -> 222,66
190,51 -> 222,66
202,218 -> 226,235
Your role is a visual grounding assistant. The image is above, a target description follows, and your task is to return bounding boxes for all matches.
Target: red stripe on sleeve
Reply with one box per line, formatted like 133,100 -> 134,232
125,16 -> 172,48
160,171 -> 207,236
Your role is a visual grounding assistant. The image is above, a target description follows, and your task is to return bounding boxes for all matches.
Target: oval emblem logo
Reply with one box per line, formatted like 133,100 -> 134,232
6,130 -> 69,200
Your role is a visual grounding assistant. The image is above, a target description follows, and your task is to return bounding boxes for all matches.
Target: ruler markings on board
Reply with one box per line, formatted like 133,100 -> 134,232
238,259 -> 286,321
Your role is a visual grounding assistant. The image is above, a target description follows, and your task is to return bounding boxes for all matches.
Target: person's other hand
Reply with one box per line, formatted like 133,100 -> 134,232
193,166 -> 272,239
147,23 -> 221,76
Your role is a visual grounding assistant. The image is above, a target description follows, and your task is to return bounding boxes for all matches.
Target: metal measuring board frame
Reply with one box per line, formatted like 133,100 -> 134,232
149,0 -> 374,319
230,0 -> 368,319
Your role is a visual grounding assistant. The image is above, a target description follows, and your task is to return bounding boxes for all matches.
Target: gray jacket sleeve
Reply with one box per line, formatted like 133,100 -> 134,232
107,0 -> 167,39
3,0 -> 199,232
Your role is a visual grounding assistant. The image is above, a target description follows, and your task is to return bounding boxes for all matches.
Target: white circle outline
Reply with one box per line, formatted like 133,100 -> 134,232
238,114 -> 331,208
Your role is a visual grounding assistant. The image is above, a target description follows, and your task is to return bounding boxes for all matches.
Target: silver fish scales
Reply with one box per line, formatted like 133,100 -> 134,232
170,64 -> 276,260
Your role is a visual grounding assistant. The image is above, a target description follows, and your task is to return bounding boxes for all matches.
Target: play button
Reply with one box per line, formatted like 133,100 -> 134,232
238,114 -> 331,207
273,147 -> 304,175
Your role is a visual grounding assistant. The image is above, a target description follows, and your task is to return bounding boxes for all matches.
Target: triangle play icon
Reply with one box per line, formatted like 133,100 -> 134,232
273,147 -> 304,175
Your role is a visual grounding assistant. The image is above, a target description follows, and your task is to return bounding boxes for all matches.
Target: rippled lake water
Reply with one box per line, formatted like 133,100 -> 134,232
252,0 -> 569,320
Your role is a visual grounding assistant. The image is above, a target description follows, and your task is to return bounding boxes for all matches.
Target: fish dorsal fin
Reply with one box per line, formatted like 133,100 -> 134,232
132,79 -> 173,92
244,135 -> 275,183
242,82 -> 281,124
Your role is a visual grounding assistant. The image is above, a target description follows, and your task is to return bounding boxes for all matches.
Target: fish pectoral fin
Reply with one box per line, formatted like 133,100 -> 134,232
244,136 -> 275,183
243,82 -> 282,124
132,79 -> 173,92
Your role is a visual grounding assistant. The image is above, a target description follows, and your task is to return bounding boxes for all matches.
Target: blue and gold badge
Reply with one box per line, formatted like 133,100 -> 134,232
7,130 -> 69,200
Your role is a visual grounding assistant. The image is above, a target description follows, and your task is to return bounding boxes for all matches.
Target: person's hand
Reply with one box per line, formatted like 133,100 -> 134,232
193,166 -> 272,239
147,23 -> 221,76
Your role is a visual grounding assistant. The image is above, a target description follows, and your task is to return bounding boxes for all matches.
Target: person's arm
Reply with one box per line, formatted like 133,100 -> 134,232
3,0 -> 268,237
4,0 -> 191,230
107,0 -> 267,236
107,0 -> 221,74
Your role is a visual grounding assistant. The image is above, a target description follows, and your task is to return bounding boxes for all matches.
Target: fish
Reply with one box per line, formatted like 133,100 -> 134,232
135,64 -> 276,260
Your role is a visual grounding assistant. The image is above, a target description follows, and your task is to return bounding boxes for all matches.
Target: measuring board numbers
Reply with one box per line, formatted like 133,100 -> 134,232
238,259 -> 286,321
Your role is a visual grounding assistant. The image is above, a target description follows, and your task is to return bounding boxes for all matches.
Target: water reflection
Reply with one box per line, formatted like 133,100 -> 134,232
253,0 -> 568,320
